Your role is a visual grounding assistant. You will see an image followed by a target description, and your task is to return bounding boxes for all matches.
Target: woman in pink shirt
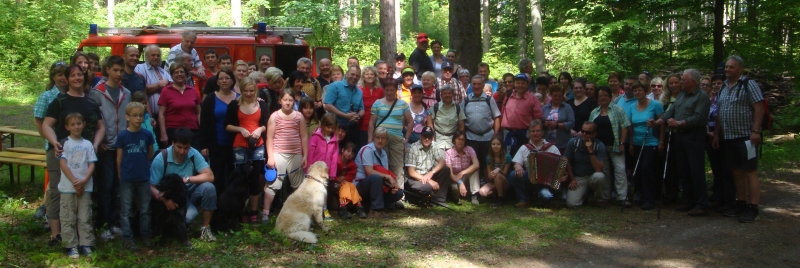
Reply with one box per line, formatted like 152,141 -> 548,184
445,131 -> 481,205
158,62 -> 201,148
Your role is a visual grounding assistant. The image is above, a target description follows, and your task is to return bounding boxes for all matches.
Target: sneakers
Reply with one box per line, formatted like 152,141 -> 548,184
338,207 -> 352,220
249,214 -> 258,224
80,246 -> 93,257
471,195 -> 480,205
739,205 -> 759,223
323,209 -> 333,221
724,202 -> 747,217
356,206 -> 367,219
617,200 -> 632,208
48,234 -> 62,247
34,204 -> 46,219
687,207 -> 708,216
394,200 -> 405,210
122,239 -> 140,252
100,230 -> 114,242
241,214 -> 250,224
67,247 -> 80,259
261,212 -> 270,224
199,226 -> 216,242
491,197 -> 503,208
110,226 -> 123,236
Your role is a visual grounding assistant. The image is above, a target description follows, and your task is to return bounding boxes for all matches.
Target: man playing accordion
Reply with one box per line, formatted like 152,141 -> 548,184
509,119 -> 563,208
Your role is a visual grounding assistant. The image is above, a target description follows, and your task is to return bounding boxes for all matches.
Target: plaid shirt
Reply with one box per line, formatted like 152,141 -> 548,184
588,103 -> 630,153
405,142 -> 443,175
438,78 -> 465,104
717,75 -> 763,139
445,146 -> 476,174
33,86 -> 62,150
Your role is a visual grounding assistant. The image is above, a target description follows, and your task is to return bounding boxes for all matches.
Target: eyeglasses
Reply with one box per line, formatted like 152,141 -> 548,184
701,83 -> 711,87
651,85 -> 663,88
582,130 -> 595,135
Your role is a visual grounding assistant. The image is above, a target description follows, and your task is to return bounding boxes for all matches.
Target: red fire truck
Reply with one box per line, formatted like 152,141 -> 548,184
76,21 -> 331,77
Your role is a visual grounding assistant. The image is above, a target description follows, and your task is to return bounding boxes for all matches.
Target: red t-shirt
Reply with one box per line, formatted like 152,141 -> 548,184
158,84 -> 200,130
337,157 -> 357,182
232,107 -> 265,148
358,86 -> 385,130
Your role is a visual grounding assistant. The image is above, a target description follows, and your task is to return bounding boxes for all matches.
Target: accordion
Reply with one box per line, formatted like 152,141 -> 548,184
527,151 -> 569,190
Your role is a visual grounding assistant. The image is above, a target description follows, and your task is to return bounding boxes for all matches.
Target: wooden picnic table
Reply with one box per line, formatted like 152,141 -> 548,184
0,126 -> 46,183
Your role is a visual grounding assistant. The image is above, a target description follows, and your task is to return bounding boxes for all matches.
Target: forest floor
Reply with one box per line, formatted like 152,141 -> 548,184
1,104 -> 799,267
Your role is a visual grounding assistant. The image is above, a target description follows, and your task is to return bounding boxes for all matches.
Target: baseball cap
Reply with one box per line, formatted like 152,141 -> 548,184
514,73 -> 529,82
441,60 -> 454,69
402,66 -> 416,75
411,84 -> 423,92
420,126 -> 434,136
417,33 -> 429,43
395,52 -> 406,60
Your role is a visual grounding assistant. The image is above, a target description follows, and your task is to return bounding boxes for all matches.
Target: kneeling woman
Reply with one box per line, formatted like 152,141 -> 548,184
225,77 -> 269,223
355,127 -> 403,218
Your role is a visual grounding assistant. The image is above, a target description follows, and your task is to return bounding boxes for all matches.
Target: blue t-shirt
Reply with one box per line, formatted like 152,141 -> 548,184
214,94 -> 237,145
354,143 -> 389,182
115,129 -> 155,181
628,100 -> 664,147
323,80 -> 364,125
150,146 -> 210,186
122,71 -> 146,94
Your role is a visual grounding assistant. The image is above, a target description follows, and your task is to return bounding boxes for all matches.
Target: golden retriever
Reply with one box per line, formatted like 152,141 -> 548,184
275,161 -> 330,243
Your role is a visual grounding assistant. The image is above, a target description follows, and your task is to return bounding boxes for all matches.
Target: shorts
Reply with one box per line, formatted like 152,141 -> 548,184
723,137 -> 758,171
233,146 -> 265,165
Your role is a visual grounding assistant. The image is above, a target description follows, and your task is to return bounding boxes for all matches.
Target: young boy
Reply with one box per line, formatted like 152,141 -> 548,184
59,113 -> 98,259
131,91 -> 158,151
336,142 -> 366,219
115,102 -> 155,251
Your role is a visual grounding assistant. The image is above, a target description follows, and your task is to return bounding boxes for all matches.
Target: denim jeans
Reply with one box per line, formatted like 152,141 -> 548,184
95,149 -> 119,229
119,180 -> 152,240
509,170 -> 555,203
185,182 -> 217,224
355,174 -> 403,210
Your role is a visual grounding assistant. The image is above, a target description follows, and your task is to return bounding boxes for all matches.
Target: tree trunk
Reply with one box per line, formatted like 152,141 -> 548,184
413,0 -> 419,32
362,0 -> 371,27
394,0 -> 401,42
482,0 -> 491,54
340,0 -> 350,39
449,0 -> 482,74
530,0 -> 545,74
232,0 -> 242,26
270,0 -> 281,16
517,0 -> 527,59
350,0 -> 356,28
107,0 -> 115,27
713,0 -> 725,68
380,0 -> 397,64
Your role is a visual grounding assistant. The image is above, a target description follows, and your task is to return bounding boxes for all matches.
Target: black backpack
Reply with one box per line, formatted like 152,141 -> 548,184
462,95 -> 494,135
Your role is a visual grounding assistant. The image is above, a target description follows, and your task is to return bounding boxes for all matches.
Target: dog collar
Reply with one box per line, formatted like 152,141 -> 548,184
305,175 -> 323,184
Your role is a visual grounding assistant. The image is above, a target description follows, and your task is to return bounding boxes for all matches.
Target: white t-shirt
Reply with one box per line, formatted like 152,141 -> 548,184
512,139 -> 561,170
59,136 -> 97,193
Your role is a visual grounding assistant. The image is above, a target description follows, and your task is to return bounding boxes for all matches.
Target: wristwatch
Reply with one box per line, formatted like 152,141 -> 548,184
677,120 -> 683,126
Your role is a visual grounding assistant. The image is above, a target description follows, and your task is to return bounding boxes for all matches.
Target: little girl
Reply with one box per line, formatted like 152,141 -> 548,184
132,91 -> 158,151
264,89 -> 308,222
480,136 -> 511,207
300,97 -> 319,138
336,142 -> 366,219
306,114 -> 338,220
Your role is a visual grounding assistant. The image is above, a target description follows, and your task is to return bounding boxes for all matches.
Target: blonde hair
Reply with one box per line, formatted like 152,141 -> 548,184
234,60 -> 249,72
421,71 -> 437,84
357,66 -> 382,89
264,67 -> 284,87
331,65 -> 344,77
237,77 -> 258,104
125,102 -> 145,115
249,71 -> 266,82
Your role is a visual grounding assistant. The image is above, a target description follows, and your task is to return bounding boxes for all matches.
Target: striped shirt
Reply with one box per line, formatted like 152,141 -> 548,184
134,63 -> 172,116
271,110 -> 303,154
717,75 -> 763,140
371,99 -> 410,137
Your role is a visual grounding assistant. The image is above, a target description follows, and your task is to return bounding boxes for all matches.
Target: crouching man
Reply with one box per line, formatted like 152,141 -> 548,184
404,126 -> 452,207
564,122 -> 609,208
150,127 -> 217,241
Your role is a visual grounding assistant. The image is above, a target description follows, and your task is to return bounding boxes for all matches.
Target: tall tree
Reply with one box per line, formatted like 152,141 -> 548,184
482,0 -> 490,53
517,0 -> 527,59
450,0 -> 482,74
380,0 -> 397,64
340,0 -> 350,39
232,0 -> 242,26
530,0 -> 545,73
413,0 -> 419,32
394,0 -> 400,42
108,0 -> 115,27
362,0 -> 371,26
713,0 -> 725,67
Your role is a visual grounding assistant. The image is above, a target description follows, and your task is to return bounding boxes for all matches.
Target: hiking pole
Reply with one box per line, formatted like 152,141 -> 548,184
657,130 -> 672,220
622,127 -> 649,214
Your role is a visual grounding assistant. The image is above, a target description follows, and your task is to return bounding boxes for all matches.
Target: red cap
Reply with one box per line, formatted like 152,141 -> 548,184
417,33 -> 429,43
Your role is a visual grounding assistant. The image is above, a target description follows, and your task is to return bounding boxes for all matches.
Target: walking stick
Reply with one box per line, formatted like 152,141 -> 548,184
657,130 -> 672,220
632,127 -> 651,177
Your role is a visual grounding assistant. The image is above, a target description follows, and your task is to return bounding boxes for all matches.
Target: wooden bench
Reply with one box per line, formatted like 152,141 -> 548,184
0,126 -> 46,183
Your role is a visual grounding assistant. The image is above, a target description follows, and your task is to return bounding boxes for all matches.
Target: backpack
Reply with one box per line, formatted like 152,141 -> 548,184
432,102 -> 461,136
462,95 -> 494,135
742,78 -> 773,131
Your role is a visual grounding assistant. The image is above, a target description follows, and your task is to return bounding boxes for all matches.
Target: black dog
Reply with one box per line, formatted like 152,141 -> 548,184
211,163 -> 257,232
151,174 -> 191,248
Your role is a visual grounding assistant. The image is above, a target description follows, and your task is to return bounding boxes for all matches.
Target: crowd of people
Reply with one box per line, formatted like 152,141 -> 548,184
32,31 -> 765,258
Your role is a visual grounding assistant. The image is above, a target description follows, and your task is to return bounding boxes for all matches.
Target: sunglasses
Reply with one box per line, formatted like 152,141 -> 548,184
651,85 -> 663,88
582,130 -> 595,135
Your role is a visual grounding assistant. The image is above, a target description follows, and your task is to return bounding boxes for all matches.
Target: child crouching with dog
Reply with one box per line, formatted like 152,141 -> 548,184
306,114 -> 339,220
336,142 -> 367,219
59,113 -> 97,259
